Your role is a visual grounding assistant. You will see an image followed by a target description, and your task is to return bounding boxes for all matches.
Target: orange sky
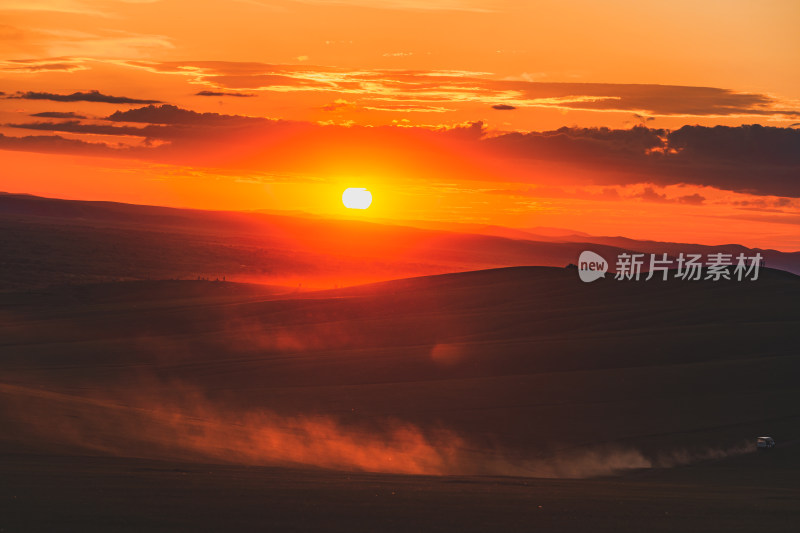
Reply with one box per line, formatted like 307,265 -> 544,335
1,0 -> 799,250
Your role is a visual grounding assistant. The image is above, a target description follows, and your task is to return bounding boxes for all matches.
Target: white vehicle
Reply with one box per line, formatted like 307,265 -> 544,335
756,436 -> 775,450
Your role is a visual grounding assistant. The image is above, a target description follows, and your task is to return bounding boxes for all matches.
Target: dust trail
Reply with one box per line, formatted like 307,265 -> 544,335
0,382 -> 752,479
0,382 -> 462,475
652,443 -> 753,468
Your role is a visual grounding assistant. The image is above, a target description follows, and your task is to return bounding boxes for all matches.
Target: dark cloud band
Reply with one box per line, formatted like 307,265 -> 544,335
7,90 -> 162,104
3,105 -> 799,197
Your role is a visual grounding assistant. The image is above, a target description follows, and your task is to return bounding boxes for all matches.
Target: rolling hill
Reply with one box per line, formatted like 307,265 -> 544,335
1,266 -> 797,474
2,193 -> 798,291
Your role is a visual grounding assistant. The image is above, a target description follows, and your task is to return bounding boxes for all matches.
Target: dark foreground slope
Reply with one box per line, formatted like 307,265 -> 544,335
1,267 -> 798,459
1,451 -> 798,533
1,267 -> 799,531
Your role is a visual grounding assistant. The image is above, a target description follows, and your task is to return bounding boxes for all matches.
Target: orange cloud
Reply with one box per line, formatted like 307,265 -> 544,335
113,60 -> 800,119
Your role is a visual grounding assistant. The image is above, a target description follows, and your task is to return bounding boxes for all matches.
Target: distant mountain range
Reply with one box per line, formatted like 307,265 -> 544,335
1,192 -> 798,291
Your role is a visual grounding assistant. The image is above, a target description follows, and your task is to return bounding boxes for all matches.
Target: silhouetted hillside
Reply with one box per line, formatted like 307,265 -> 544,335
2,193 -> 798,291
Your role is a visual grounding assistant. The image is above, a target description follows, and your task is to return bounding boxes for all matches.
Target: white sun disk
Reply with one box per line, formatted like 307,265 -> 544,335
342,188 -> 373,210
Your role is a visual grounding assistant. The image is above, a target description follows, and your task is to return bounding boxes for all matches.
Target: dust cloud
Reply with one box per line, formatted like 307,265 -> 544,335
0,382 -> 752,479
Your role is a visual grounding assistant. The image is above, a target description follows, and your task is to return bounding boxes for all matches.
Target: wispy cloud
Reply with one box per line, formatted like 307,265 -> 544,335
37,28 -> 173,57
0,0 -> 110,17
0,58 -> 88,73
117,60 -> 800,119
0,24 -> 173,58
0,0 -> 161,17
195,90 -> 257,98
30,111 -> 88,119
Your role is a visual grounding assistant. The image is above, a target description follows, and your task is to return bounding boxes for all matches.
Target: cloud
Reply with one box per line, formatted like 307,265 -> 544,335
8,105 -> 291,144
668,124 -> 800,165
30,111 -> 88,119
195,90 -> 257,98
676,193 -> 706,205
211,74 -> 335,90
321,99 -> 358,112
5,117 -> 242,142
0,132 -> 121,157
6,120 -> 149,137
485,124 -> 800,197
507,83 -> 800,117
633,187 -> 705,205
0,25 -> 172,58
104,104 -> 265,125
2,104 -> 799,198
119,60 -> 800,119
0,0 -> 110,17
0,105 -> 486,174
631,113 -> 655,126
35,28 -> 173,57
364,104 -> 454,113
0,59 -> 88,73
8,89 -> 162,104
9,104 -> 291,143
636,186 -> 670,203
485,125 -> 666,160
1,1 -> 164,16
4,56 -> 796,119
485,184 -> 709,205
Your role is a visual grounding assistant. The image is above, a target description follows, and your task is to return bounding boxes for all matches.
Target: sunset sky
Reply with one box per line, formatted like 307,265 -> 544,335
1,0 -> 799,249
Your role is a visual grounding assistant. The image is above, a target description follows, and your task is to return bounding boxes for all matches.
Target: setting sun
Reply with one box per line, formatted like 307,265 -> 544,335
342,188 -> 373,210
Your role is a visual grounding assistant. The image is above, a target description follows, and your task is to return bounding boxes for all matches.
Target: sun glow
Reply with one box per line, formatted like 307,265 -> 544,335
342,187 -> 373,210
